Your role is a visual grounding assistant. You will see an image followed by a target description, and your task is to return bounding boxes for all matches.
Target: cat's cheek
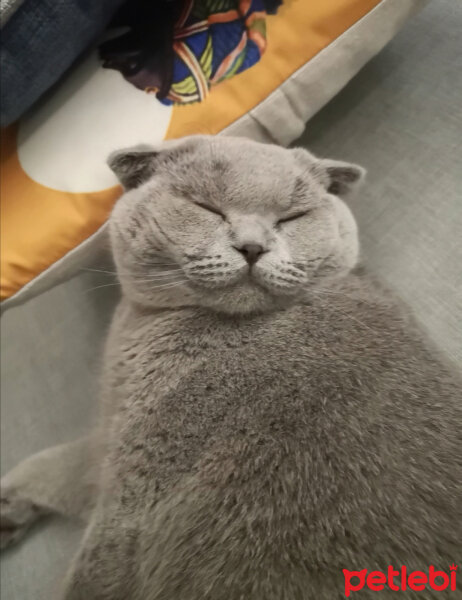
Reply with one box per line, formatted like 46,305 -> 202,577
330,197 -> 359,270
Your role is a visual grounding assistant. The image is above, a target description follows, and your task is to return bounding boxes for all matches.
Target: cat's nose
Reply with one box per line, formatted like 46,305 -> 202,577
235,243 -> 265,265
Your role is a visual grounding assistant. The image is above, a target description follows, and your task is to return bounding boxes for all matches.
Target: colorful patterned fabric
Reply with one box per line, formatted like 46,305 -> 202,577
161,0 -> 268,105
99,0 -> 276,106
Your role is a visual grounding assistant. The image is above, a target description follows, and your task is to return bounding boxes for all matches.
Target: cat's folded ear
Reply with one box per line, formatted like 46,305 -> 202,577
108,145 -> 159,190
292,148 -> 366,197
318,159 -> 366,196
108,137 -> 206,190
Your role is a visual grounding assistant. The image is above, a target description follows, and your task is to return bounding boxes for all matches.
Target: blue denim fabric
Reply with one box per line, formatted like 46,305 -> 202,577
0,0 -> 125,126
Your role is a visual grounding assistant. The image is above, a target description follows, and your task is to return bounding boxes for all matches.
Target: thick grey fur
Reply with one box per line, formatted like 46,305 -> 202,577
1,136 -> 461,599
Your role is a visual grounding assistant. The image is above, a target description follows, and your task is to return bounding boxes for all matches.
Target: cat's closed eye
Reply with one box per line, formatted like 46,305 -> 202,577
277,210 -> 311,226
194,202 -> 226,220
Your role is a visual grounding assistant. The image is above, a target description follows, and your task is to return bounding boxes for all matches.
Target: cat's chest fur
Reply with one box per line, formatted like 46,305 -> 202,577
103,277 -> 404,438
105,300 -> 253,401
102,279 -> 395,491
107,298 -> 333,401
98,278 -> 461,565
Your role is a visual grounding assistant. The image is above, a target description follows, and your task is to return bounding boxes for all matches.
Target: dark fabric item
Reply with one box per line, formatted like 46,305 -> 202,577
100,0 -> 280,106
263,0 -> 283,14
0,0 -> 126,126
99,0 -> 185,100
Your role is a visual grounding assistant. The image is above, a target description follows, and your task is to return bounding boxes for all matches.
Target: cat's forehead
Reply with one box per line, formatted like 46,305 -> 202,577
163,138 -> 310,211
186,137 -> 296,174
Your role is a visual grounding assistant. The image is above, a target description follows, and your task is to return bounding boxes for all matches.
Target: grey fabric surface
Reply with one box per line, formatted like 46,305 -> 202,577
225,0 -> 424,145
1,1 -> 461,598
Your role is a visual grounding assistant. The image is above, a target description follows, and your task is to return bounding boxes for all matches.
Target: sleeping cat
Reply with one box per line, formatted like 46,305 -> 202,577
1,136 -> 461,599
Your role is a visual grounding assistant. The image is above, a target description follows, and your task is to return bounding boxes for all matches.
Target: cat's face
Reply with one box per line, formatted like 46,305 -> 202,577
109,136 -> 364,314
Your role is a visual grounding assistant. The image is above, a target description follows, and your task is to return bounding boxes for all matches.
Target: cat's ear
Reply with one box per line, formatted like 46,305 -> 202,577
108,137 -> 206,190
317,159 -> 366,196
108,146 -> 159,190
292,148 -> 366,197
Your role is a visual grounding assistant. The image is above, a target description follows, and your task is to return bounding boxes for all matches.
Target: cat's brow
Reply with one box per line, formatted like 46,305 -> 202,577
288,176 -> 324,211
286,176 -> 307,209
293,177 -> 305,197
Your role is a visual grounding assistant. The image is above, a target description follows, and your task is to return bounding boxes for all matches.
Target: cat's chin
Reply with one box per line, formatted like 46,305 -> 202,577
194,280 -> 296,316
123,277 -> 299,315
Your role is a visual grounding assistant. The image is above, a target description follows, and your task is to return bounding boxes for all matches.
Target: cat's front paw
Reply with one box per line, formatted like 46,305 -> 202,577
0,488 -> 42,550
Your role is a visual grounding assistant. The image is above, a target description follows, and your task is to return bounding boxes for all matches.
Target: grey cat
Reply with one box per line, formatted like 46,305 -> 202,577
1,136 -> 461,599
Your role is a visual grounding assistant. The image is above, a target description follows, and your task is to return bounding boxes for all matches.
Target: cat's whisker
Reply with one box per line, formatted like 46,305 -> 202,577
133,273 -> 186,281
83,261 -> 182,272
308,289 -> 381,334
82,268 -> 184,279
310,288 -> 376,306
135,263 -> 181,268
84,282 -> 121,293
323,301 -> 377,334
144,280 -> 188,290
132,266 -> 183,274
337,310 -> 378,335
85,278 -> 188,294
82,268 -> 118,275
135,278 -> 188,285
